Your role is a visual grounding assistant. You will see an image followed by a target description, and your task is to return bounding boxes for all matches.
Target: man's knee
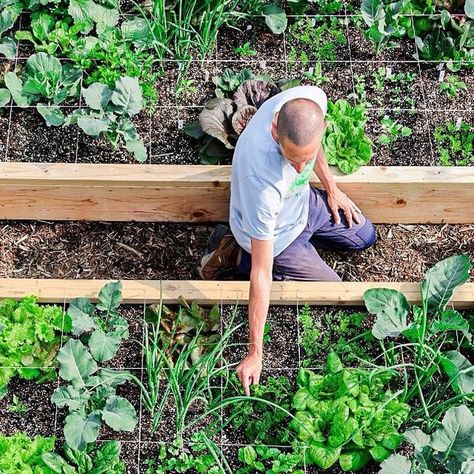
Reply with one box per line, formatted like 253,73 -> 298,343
354,217 -> 376,250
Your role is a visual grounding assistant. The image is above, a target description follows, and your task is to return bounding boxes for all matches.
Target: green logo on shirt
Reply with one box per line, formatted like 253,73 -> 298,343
286,159 -> 315,198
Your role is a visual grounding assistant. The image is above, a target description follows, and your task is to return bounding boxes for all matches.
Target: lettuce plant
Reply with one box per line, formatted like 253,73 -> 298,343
64,76 -> 147,162
0,296 -> 71,398
364,255 -> 473,428
4,52 -> 82,125
0,432 -> 55,474
51,281 -> 137,451
289,353 -> 410,471
322,99 -> 373,174
379,405 -> 474,474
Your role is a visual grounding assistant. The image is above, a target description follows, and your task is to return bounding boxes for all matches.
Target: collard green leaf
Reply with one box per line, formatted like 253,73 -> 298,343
68,297 -> 97,336
421,255 -> 471,314
430,405 -> 474,461
440,351 -> 474,396
0,36 -> 17,59
111,76 -> 142,116
4,71 -> 29,106
51,385 -> 90,411
378,454 -> 412,474
125,138 -> 147,162
431,308 -> 469,334
0,88 -> 11,107
403,427 -> 430,450
101,395 -> 137,432
364,288 -> 411,339
262,4 -> 287,34
57,339 -> 98,388
0,4 -> 21,37
77,116 -> 110,136
460,460 -> 474,473
36,104 -> 64,126
64,410 -> 101,451
83,83 -> 112,111
466,0 -> 474,18
97,281 -> 122,315
89,329 -> 122,363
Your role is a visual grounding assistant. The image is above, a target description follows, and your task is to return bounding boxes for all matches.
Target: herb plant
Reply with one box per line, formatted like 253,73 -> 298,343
439,74 -> 468,98
0,432 -> 55,473
234,41 -> 256,57
378,115 -> 412,145
4,52 -> 81,125
322,99 -> 373,174
364,254 -> 473,429
0,296 -> 70,398
65,76 -> 147,162
434,120 -> 474,166
42,440 -> 125,473
379,405 -> 474,474
7,394 -> 28,413
237,445 -> 304,474
290,353 -> 410,471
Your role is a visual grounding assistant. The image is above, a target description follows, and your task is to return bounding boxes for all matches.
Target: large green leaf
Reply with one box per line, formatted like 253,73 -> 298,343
0,4 -> 21,36
36,104 -> 64,126
97,281 -> 122,315
57,339 -> 98,388
431,308 -> 470,334
4,72 -> 29,107
77,116 -> 110,136
82,83 -> 112,112
364,288 -> 411,339
101,395 -> 137,432
111,77 -> 142,116
421,255 -> 471,314
64,411 -> 101,450
68,297 -> 97,336
26,52 -> 62,81
125,138 -> 147,163
466,0 -> 474,18
0,37 -> 16,59
403,427 -> 430,450
339,450 -> 371,471
440,351 -> 474,396
309,444 -> 341,469
51,385 -> 90,411
430,405 -> 474,461
378,454 -> 412,474
262,4 -> 287,34
89,329 -> 122,363
0,88 -> 10,107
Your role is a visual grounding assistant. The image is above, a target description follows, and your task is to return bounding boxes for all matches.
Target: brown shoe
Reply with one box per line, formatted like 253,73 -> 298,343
198,225 -> 241,280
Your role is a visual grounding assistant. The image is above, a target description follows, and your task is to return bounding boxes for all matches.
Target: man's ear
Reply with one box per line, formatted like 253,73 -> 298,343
272,112 -> 279,138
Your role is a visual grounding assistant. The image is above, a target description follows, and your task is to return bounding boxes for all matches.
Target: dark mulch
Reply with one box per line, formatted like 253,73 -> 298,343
1,222 -> 472,282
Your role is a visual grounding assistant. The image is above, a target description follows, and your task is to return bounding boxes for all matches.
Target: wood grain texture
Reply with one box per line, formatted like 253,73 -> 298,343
1,163 -> 473,223
0,279 -> 473,307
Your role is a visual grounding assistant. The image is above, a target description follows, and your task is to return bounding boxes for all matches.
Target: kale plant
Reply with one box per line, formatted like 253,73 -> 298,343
65,76 -> 147,162
379,405 -> 474,474
290,353 -> 410,471
0,432 -> 55,474
0,296 -> 71,398
364,254 -> 473,429
322,99 -> 373,174
51,281 -> 138,451
42,440 -> 125,473
4,52 -> 82,125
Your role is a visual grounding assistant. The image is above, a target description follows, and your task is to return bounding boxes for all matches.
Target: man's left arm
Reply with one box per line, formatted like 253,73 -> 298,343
313,145 -> 362,228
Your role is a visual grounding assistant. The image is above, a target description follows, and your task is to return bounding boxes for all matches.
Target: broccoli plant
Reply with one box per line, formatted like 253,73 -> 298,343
65,76 -> 147,162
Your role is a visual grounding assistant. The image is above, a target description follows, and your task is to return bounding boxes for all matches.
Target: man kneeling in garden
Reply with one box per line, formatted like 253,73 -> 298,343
198,86 -> 376,394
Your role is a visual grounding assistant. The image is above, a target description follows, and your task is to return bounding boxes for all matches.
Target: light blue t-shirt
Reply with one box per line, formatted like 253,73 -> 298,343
229,86 -> 327,257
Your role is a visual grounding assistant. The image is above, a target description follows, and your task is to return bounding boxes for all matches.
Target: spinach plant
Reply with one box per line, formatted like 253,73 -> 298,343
378,115 -> 412,145
65,76 -> 147,162
0,432 -> 55,474
42,440 -> 125,473
322,99 -> 373,174
290,353 -> 410,471
0,296 -> 71,398
434,120 -> 474,166
364,254 -> 473,429
379,405 -> 474,474
51,281 -> 137,451
4,52 -> 81,125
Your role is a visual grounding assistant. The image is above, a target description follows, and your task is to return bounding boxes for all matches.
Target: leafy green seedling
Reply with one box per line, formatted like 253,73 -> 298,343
378,115 -> 412,144
176,77 -> 198,98
237,444 -> 304,474
234,41 -> 257,58
7,394 -> 28,413
303,62 -> 329,86
263,322 -> 272,343
439,74 -> 467,98
434,120 -> 474,165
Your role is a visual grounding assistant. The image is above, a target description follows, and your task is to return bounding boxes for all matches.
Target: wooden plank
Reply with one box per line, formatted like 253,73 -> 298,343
0,279 -> 473,307
0,163 -> 473,223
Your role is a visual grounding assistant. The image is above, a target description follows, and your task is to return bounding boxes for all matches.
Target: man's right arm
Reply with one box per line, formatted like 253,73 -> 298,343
236,237 -> 273,396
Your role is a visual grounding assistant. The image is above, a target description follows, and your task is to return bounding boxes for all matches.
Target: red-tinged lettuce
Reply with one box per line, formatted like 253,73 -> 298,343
0,296 -> 71,398
289,352 -> 410,472
322,99 -> 373,174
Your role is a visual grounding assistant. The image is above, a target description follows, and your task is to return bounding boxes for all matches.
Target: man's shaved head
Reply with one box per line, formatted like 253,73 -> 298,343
276,98 -> 325,147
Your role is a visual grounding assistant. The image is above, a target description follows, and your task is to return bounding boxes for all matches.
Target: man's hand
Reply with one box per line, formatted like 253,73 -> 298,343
236,352 -> 263,396
327,187 -> 362,228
